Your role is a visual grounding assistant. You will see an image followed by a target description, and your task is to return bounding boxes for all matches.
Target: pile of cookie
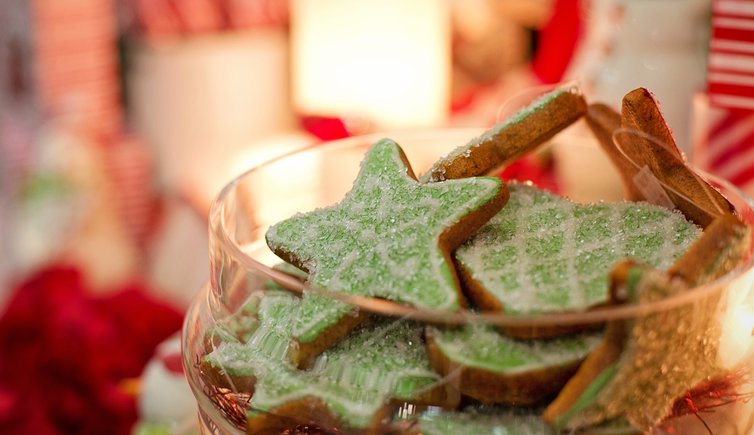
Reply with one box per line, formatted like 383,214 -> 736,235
201,86 -> 751,434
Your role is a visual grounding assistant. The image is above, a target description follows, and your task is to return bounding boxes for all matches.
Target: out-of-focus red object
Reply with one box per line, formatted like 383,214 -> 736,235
531,0 -> 584,84
300,116 -> 351,141
498,154 -> 560,194
0,266 -> 183,435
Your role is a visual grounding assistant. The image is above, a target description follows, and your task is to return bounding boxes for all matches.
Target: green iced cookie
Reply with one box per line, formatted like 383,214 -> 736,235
421,86 -> 586,183
456,183 -> 701,317
427,324 -> 602,405
545,214 -> 750,431
265,138 -> 505,365
204,291 -> 448,431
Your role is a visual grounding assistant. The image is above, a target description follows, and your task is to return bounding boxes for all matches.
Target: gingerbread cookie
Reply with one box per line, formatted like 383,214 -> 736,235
426,324 -> 601,406
543,213 -> 751,431
586,89 -> 734,228
454,182 -> 701,337
266,138 -> 507,367
203,290 -> 455,433
422,85 -> 586,182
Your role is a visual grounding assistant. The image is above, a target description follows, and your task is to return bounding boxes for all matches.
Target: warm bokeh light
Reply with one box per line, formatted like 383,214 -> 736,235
719,267 -> 754,368
291,0 -> 451,129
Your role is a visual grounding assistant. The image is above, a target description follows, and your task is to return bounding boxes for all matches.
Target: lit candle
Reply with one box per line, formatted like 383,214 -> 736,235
291,0 -> 451,130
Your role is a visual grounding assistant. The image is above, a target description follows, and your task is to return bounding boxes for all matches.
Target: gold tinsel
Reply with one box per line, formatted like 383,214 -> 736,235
568,268 -> 724,430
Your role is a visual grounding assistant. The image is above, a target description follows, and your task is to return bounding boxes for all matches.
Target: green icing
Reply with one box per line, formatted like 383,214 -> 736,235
205,291 -> 297,377
418,408 -> 553,435
455,183 -> 701,314
553,363 -> 619,430
430,324 -> 602,374
266,138 -> 503,343
204,291 -> 440,429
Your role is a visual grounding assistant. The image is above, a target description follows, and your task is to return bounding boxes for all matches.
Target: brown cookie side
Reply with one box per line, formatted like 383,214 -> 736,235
541,262 -> 632,426
439,181 -> 510,313
264,247 -> 369,369
585,103 -> 644,201
425,87 -> 586,181
543,213 -> 751,429
667,212 -> 751,285
245,383 -> 458,434
456,260 -> 604,339
425,328 -> 587,407
290,310 -> 369,369
619,88 -> 734,228
272,146 -> 507,369
621,87 -> 682,160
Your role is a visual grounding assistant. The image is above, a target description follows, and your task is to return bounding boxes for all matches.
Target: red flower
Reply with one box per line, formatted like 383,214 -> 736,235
0,265 -> 183,435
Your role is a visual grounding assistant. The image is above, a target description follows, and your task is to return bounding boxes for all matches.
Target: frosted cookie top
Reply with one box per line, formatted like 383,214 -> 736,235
456,183 -> 702,314
204,291 -> 441,429
266,138 -> 504,342
429,324 -> 602,375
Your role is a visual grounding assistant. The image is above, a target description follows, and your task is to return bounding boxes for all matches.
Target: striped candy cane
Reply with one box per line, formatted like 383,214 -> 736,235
698,0 -> 754,193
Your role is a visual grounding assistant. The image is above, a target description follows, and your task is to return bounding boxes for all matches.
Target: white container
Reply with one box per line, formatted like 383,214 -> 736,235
129,31 -> 295,196
591,0 -> 710,154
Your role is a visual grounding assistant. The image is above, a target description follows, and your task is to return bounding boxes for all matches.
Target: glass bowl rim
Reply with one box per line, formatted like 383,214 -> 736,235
207,128 -> 754,328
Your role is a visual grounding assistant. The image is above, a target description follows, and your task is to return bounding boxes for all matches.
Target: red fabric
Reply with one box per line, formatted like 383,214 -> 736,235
0,266 -> 183,435
531,0 -> 583,84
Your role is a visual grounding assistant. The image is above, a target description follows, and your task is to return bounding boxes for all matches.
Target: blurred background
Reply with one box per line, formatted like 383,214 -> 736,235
0,0 -> 752,433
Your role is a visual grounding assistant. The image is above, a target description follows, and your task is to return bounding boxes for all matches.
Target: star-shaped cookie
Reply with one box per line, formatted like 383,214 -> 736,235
266,138 -> 507,367
203,291 -> 452,432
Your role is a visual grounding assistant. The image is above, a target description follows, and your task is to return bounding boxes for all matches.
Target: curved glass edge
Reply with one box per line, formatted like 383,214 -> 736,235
205,130 -> 754,328
182,284 -> 246,435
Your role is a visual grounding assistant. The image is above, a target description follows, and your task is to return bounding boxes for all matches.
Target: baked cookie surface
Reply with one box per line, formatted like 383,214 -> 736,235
455,183 -> 702,316
266,138 -> 506,361
204,291 -> 445,430
427,324 -> 602,405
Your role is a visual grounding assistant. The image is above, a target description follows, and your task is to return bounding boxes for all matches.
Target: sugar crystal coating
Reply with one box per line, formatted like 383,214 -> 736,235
429,324 -> 602,373
204,291 -> 441,429
266,138 -> 503,342
455,183 -> 702,314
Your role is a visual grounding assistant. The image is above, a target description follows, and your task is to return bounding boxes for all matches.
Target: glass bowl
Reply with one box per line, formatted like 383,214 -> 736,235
183,129 -> 754,434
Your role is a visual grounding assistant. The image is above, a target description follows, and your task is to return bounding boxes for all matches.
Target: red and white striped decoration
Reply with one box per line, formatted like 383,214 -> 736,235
131,0 -> 289,38
700,0 -> 754,193
31,0 -> 123,138
104,135 -> 156,251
